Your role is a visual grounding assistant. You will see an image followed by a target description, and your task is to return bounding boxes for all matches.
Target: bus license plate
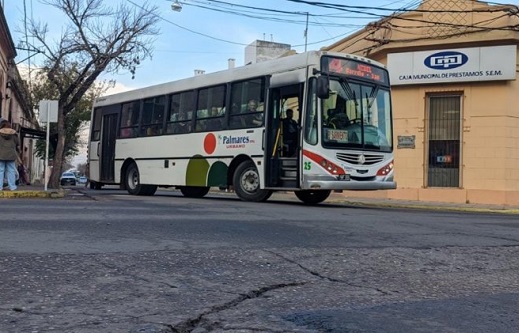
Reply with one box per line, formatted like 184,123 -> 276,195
327,129 -> 348,143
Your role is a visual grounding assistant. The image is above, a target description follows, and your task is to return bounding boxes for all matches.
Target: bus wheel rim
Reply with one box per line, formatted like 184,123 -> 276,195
241,168 -> 259,193
129,169 -> 138,189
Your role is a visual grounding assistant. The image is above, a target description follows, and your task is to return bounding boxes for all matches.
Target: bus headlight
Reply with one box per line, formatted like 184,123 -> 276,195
377,160 -> 394,176
320,158 -> 343,174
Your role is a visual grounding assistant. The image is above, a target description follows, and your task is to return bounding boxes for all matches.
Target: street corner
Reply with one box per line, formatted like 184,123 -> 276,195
0,189 -> 66,199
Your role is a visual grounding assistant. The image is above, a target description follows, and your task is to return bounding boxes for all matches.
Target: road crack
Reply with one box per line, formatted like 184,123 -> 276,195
171,281 -> 307,333
265,250 -> 390,295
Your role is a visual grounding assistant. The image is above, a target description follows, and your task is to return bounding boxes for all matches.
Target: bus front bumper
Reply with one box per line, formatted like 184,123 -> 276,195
302,175 -> 397,191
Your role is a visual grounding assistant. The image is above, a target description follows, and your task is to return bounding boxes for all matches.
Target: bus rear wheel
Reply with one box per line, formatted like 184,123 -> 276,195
89,181 -> 102,190
125,163 -> 157,196
233,160 -> 272,202
179,186 -> 210,198
295,190 -> 331,205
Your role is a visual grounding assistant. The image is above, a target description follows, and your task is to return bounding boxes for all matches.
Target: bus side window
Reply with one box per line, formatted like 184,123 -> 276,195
141,96 -> 165,136
120,101 -> 140,139
166,91 -> 194,134
195,85 -> 226,132
229,78 -> 265,129
92,108 -> 102,140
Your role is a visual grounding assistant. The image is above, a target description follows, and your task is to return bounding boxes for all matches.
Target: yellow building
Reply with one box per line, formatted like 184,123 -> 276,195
324,0 -> 519,206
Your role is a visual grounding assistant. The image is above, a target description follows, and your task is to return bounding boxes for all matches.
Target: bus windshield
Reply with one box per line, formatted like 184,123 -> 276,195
321,77 -> 392,152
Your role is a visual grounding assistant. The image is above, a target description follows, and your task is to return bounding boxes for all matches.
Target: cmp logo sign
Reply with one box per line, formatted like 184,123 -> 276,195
424,51 -> 469,70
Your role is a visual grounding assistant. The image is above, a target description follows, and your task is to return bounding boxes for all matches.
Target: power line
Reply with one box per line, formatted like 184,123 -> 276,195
132,0 -> 519,53
284,0 -> 518,14
185,0 -> 377,25
126,0 -> 249,46
129,0 -> 368,50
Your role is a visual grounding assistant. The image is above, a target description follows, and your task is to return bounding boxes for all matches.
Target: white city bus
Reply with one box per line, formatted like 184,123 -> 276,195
87,51 -> 396,204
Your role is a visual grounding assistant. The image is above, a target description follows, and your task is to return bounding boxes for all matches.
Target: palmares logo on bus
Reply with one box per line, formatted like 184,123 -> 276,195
424,51 -> 468,70
219,135 -> 253,148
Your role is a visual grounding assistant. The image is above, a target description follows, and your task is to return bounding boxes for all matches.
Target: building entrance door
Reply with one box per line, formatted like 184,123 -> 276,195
426,95 -> 461,187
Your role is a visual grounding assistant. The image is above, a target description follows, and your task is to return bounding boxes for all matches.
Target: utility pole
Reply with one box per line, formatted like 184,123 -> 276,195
304,12 -> 309,52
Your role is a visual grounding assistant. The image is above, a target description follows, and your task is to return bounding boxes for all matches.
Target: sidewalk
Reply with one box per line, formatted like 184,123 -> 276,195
325,192 -> 519,214
2,184 -> 518,214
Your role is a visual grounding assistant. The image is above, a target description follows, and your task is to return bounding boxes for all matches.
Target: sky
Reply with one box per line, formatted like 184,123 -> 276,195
6,0 -> 519,92
4,0 -> 519,165
4,0 -> 421,92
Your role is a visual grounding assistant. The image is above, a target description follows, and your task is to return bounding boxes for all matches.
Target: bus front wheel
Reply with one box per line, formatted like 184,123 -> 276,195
180,186 -> 210,198
125,163 -> 157,196
233,160 -> 272,202
295,190 -> 331,205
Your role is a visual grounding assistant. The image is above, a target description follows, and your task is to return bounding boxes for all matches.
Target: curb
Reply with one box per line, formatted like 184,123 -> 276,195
329,199 -> 519,215
0,189 -> 65,199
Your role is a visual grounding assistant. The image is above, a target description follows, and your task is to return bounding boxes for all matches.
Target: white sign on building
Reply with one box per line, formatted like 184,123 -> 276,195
388,45 -> 516,85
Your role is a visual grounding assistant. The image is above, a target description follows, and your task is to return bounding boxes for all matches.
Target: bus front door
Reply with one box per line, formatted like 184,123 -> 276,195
265,85 -> 302,189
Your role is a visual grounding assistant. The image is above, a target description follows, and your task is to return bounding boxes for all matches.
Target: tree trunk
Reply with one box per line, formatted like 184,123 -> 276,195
48,107 -> 66,189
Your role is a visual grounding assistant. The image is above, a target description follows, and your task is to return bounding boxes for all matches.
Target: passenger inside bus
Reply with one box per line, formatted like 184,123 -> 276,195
205,106 -> 223,131
282,109 -> 298,157
247,99 -> 258,112
247,99 -> 263,126
121,118 -> 136,138
327,110 -> 350,129
169,109 -> 192,134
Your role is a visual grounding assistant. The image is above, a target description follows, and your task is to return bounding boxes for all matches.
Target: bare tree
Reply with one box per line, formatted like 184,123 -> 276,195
26,0 -> 160,188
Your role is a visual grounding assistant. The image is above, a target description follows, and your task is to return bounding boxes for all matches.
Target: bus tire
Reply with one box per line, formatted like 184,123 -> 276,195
180,186 -> 210,198
90,181 -> 102,190
294,190 -> 331,205
125,163 -> 157,196
233,160 -> 272,202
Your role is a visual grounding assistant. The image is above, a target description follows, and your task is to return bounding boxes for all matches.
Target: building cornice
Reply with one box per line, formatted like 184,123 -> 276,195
0,4 -> 17,60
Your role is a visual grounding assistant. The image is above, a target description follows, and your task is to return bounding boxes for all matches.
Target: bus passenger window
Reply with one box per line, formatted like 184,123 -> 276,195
229,78 -> 265,129
120,101 -> 140,139
142,96 -> 165,136
195,85 -> 226,132
92,108 -> 103,141
166,91 -> 194,135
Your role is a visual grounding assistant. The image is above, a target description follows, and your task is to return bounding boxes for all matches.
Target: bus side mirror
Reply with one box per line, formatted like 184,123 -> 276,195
317,76 -> 330,99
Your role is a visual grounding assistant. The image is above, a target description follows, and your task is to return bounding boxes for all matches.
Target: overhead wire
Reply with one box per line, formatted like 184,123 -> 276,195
186,0 -> 377,25
284,0 -> 518,14
126,0 -> 519,53
126,0 -> 249,46
281,0 -> 519,49
180,0 -> 393,48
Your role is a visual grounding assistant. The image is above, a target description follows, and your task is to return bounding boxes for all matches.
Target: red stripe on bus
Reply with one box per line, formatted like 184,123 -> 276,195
302,150 -> 346,175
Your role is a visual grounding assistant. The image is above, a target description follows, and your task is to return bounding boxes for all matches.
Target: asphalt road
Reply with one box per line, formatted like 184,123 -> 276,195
0,189 -> 518,333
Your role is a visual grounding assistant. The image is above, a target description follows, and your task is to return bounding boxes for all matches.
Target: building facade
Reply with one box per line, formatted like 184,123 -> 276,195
245,40 -> 292,65
0,5 -> 44,184
324,0 -> 519,205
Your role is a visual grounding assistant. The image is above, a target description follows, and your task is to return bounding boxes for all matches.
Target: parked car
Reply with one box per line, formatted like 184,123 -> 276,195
78,176 -> 88,184
60,172 -> 77,186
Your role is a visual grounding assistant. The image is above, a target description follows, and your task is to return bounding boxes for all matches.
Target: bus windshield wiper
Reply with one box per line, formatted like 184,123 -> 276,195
367,85 -> 379,111
338,78 -> 359,118
339,77 -> 355,101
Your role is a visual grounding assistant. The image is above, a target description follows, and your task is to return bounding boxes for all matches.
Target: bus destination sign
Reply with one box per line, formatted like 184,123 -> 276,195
323,57 -> 389,85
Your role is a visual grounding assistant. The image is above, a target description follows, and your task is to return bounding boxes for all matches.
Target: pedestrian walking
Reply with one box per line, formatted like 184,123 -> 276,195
0,120 -> 20,191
